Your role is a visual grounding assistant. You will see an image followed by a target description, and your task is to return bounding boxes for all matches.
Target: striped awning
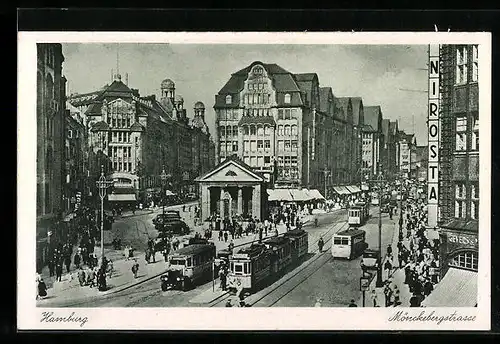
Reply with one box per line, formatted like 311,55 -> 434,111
108,194 -> 137,202
308,189 -> 325,200
333,186 -> 351,195
346,185 -> 361,193
267,189 -> 294,202
421,268 -> 477,307
290,189 -> 314,202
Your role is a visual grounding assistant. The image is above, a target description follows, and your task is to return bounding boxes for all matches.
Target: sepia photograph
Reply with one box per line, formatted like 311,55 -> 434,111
17,32 -> 491,330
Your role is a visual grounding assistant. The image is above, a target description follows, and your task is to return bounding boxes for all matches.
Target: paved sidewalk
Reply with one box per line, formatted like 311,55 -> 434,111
37,247 -> 168,307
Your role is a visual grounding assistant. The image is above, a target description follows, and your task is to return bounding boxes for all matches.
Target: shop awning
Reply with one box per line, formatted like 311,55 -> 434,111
267,189 -> 294,202
308,189 -> 326,200
290,189 -> 314,202
421,268 -> 477,307
333,186 -> 351,195
346,185 -> 361,194
108,194 -> 137,202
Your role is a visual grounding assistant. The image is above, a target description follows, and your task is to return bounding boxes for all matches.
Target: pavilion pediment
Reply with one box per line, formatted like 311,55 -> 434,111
196,159 -> 263,183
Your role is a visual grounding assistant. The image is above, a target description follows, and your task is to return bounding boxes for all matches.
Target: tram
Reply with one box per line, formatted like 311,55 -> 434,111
347,202 -> 370,226
331,228 -> 368,260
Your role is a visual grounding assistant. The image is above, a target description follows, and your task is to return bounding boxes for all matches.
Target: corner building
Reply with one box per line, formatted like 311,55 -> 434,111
214,61 -> 352,190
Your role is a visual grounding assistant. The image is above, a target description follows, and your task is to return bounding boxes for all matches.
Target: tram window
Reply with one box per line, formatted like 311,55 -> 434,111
235,264 -> 243,273
341,238 -> 349,245
244,263 -> 248,274
170,259 -> 185,266
333,237 -> 342,245
186,258 -> 192,267
230,262 -> 234,272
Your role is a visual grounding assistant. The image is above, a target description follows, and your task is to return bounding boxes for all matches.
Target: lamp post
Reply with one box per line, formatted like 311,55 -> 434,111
368,169 -> 385,288
96,165 -> 114,263
160,167 -> 167,217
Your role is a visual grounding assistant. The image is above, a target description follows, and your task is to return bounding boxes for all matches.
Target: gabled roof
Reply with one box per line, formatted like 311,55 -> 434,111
350,97 -> 363,126
389,120 -> 399,136
101,80 -> 134,99
233,62 -> 291,76
85,102 -> 103,116
362,124 -> 375,133
364,106 -> 382,132
195,154 -> 264,182
294,73 -> 317,82
273,74 -> 301,92
90,121 -> 109,132
130,122 -> 145,132
319,87 -> 334,115
382,119 -> 390,139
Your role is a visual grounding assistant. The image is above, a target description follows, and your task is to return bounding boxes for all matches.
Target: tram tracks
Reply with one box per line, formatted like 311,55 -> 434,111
209,219 -> 348,308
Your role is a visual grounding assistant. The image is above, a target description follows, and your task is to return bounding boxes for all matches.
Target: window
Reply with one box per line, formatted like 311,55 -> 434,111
278,140 -> 284,152
284,125 -> 291,136
233,126 -> 239,137
471,182 -> 479,220
472,114 -> 479,151
225,142 -> 231,152
243,126 -> 249,135
220,142 -> 226,152
284,93 -> 291,104
265,140 -> 271,149
284,141 -> 291,151
278,109 -> 284,120
232,141 -> 238,152
220,126 -> 226,137
291,125 -> 298,136
250,141 -> 257,151
257,156 -> 264,167
291,109 -> 297,119
456,117 -> 467,151
456,46 -> 468,84
244,140 -> 250,152
264,156 -> 271,164
291,140 -> 298,150
472,45 -> 478,82
284,109 -> 291,120
250,157 -> 256,167
250,125 -> 256,135
450,251 -> 478,271
284,156 -> 291,165
226,126 -> 232,138
257,126 -> 264,136
225,95 -> 232,104
291,156 -> 298,166
244,156 -> 250,165
455,182 -> 467,218
264,125 -> 270,135
257,140 -> 263,149
278,125 -> 284,136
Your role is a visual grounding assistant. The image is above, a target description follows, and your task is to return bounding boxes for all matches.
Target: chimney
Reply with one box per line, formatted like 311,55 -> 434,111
125,73 -> 129,86
111,69 -> 114,83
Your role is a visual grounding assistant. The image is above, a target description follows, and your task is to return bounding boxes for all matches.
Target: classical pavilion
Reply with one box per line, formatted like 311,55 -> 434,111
195,155 -> 267,221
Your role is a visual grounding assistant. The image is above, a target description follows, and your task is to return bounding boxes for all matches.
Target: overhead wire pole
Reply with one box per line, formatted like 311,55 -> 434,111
368,167 -> 386,288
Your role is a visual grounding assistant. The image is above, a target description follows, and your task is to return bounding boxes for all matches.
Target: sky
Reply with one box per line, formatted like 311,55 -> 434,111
62,43 -> 429,144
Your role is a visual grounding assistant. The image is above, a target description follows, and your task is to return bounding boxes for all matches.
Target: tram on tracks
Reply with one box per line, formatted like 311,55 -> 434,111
347,201 -> 370,226
227,229 -> 309,293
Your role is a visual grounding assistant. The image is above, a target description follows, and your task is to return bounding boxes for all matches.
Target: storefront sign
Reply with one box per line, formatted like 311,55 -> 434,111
448,233 -> 479,249
427,44 -> 440,228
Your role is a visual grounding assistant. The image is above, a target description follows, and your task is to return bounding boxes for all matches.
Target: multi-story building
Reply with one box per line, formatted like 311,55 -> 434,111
422,44 -> 479,307
68,76 -> 214,202
414,145 -> 428,182
398,130 -> 411,178
362,106 -> 383,179
437,44 -> 479,280
36,43 -> 67,271
381,118 -> 390,179
64,103 -> 87,213
387,120 -> 400,180
214,61 -> 361,192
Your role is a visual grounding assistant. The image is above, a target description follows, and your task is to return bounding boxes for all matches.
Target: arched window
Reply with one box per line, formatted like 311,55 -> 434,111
284,125 -> 291,136
450,251 -> 478,271
257,125 -> 264,136
244,125 -> 249,135
250,125 -> 256,135
278,125 -> 284,136
284,93 -> 291,104
220,126 -> 226,137
233,126 -> 239,137
291,125 -> 298,136
225,94 -> 232,104
226,125 -> 232,138
264,125 -> 270,136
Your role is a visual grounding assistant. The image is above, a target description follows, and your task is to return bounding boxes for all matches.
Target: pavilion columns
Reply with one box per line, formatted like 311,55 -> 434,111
252,184 -> 261,220
200,184 -> 210,221
237,187 -> 243,215
219,187 -> 224,216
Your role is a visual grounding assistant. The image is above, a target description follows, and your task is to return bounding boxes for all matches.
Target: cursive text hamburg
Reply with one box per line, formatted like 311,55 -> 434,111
40,311 -> 89,327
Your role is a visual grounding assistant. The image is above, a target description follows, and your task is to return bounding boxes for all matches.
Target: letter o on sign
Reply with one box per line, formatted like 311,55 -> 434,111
429,124 -> 438,138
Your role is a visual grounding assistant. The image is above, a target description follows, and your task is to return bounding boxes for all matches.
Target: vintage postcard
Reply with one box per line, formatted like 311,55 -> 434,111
17,31 -> 491,330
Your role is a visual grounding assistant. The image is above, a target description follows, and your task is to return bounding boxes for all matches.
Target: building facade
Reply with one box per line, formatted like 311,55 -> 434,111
36,43 -> 67,271
214,61 -> 361,193
362,106 -> 383,179
438,44 -> 479,280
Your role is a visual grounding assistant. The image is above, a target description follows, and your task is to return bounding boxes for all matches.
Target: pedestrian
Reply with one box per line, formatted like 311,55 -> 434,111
37,278 -> 47,299
219,269 -> 226,291
87,267 -> 96,288
225,299 -> 233,307
124,245 -> 130,261
348,299 -> 357,307
314,298 -> 322,307
393,286 -> 400,306
224,231 -> 228,243
73,252 -> 81,269
371,290 -> 378,307
131,259 -> 140,278
423,278 -> 434,297
106,259 -> 114,279
384,283 -> 393,307
48,257 -> 55,277
64,254 -> 71,274
77,266 -> 86,286
318,237 -> 324,253
55,261 -> 63,282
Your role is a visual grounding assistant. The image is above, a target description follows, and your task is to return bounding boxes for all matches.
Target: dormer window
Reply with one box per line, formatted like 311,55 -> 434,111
225,95 -> 232,104
284,93 -> 291,104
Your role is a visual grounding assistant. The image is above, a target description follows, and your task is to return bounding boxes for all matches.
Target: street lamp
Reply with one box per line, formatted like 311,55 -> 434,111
96,165 -> 114,263
160,166 -> 168,217
368,170 -> 385,288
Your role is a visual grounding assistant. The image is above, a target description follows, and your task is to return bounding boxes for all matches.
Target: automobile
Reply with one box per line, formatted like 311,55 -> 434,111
160,269 -> 193,291
153,211 -> 190,235
360,249 -> 380,271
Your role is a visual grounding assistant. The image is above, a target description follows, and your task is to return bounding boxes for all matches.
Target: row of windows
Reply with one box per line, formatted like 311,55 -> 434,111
277,108 -> 298,120
277,155 -> 298,167
111,131 -> 132,143
278,167 -> 299,179
243,156 -> 271,168
220,141 -> 238,152
450,251 -> 478,271
455,200 -> 479,220
455,116 -> 479,152
219,126 -> 239,137
243,93 -> 271,105
277,140 -> 298,152
247,82 -> 267,91
107,117 -> 132,128
455,182 -> 479,199
456,45 -> 479,85
244,108 -> 270,117
112,162 -> 133,173
243,140 -> 271,151
218,109 -> 239,120
277,125 -> 298,136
